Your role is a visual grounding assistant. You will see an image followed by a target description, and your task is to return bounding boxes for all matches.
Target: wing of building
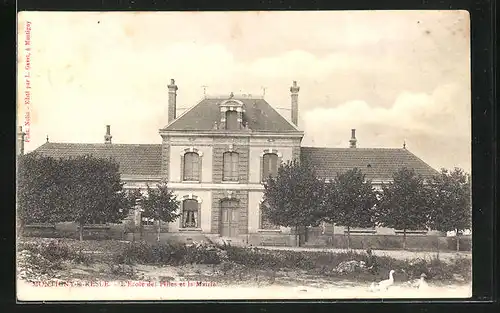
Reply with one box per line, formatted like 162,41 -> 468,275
21,79 -> 439,246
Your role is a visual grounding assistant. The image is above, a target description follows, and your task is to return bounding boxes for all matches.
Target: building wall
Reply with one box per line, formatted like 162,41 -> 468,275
212,137 -> 250,184
248,191 -> 262,233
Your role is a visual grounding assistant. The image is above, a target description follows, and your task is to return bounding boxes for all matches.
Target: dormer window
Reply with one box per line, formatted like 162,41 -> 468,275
226,110 -> 239,130
219,97 -> 245,131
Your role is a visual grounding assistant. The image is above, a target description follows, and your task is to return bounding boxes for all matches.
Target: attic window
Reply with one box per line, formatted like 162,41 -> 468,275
226,111 -> 239,130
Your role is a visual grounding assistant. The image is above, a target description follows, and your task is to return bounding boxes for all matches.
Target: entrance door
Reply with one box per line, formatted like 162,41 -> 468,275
220,200 -> 239,237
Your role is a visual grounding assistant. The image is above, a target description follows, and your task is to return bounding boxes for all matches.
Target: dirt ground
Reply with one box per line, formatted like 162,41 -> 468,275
16,238 -> 472,301
17,259 -> 471,301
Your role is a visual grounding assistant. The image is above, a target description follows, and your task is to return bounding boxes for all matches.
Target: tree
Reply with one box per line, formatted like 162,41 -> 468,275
17,153 -> 130,241
326,168 -> 378,249
427,168 -> 471,251
61,155 -> 129,241
321,178 -> 340,244
262,159 -> 327,247
377,168 -> 431,250
141,182 -> 181,242
17,153 -> 64,228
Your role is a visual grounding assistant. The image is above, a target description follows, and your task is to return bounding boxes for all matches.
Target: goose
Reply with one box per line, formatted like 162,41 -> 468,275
417,273 -> 428,290
370,270 -> 395,291
406,273 -> 428,289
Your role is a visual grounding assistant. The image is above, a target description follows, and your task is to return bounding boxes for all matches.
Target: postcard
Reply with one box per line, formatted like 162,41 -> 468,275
16,10 -> 471,301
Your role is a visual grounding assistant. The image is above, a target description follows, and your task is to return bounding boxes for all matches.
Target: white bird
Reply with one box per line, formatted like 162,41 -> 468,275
416,273 -> 428,290
370,270 -> 395,291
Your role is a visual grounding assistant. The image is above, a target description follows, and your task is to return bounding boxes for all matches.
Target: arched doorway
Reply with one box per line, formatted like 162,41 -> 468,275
220,199 -> 239,237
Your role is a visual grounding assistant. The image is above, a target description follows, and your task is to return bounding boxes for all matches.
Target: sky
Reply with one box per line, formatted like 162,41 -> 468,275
17,11 -> 471,172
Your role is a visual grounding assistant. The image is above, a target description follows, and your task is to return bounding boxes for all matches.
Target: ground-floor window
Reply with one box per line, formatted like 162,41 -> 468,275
260,201 -> 280,230
182,199 -> 199,228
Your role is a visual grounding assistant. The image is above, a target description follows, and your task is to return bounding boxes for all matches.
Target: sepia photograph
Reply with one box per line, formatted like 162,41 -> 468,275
16,10 -> 471,301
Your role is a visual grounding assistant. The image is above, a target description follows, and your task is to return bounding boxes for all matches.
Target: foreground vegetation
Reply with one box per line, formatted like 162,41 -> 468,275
17,238 -> 471,287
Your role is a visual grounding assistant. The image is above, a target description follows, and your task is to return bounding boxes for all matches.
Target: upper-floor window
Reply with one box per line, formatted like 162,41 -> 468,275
225,111 -> 239,130
223,152 -> 239,182
183,152 -> 200,181
262,153 -> 279,180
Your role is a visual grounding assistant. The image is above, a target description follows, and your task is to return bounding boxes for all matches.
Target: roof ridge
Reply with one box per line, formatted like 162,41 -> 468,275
302,146 -> 406,150
38,142 -> 162,147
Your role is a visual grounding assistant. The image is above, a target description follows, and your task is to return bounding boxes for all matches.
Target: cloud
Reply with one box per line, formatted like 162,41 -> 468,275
302,83 -> 471,171
17,11 -> 471,173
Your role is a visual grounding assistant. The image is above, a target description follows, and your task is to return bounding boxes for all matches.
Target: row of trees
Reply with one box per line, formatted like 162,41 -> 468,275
17,153 -> 180,241
18,153 -> 471,249
262,160 -> 471,250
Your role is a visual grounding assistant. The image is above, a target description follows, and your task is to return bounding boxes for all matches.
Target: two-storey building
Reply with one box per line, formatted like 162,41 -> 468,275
24,79 -> 439,246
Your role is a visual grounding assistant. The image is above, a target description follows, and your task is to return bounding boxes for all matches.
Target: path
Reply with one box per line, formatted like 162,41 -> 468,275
255,246 -> 471,262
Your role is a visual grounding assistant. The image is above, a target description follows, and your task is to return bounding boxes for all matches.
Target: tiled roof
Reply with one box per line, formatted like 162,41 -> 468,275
301,147 -> 438,181
29,143 -> 438,182
31,143 -> 162,176
163,97 -> 300,132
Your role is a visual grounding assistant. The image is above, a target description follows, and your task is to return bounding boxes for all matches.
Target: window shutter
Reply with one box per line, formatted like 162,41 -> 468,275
180,154 -> 185,182
197,202 -> 202,228
232,153 -> 239,181
262,154 -> 269,181
223,153 -> 229,181
198,156 -> 203,182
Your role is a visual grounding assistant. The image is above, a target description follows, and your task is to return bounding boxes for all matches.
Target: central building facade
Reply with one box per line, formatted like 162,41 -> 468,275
126,79 -> 304,244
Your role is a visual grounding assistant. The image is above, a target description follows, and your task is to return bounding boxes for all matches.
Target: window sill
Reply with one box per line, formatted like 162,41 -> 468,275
221,181 -> 239,184
257,229 -> 282,233
179,228 -> 203,232
181,180 -> 201,183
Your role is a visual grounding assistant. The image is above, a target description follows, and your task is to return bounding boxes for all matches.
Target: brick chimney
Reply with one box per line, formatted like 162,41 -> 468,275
168,79 -> 178,123
17,126 -> 25,155
104,125 -> 112,144
349,129 -> 357,148
290,81 -> 300,126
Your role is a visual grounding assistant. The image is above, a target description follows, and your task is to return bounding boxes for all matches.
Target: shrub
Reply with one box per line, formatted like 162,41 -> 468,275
18,239 -> 74,263
108,263 -> 136,279
72,249 -> 94,266
185,242 -> 227,265
114,240 -> 228,266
